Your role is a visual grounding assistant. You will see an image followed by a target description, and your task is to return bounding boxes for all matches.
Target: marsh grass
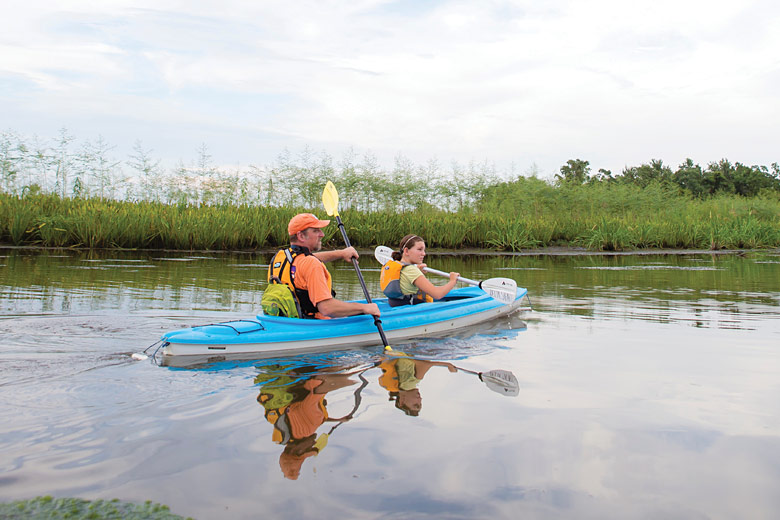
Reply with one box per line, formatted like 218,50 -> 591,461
2,189 -> 779,251
0,496 -> 190,520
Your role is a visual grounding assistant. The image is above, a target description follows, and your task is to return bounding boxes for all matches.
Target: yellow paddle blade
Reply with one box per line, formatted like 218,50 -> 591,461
322,181 -> 340,217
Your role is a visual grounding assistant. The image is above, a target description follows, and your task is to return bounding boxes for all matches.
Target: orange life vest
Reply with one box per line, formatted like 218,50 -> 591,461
379,260 -> 433,306
267,245 -> 333,318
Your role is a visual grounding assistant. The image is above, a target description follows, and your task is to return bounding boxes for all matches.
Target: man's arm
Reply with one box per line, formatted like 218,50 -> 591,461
313,247 -> 358,263
317,298 -> 380,318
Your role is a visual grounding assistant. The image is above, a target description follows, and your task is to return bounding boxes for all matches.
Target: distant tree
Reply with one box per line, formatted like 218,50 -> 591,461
587,168 -> 613,184
704,159 -> 737,195
731,162 -> 779,196
673,158 -> 707,197
621,159 -> 673,187
556,159 -> 590,185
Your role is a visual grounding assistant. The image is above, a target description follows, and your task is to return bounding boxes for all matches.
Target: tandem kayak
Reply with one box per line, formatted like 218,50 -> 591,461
158,285 -> 529,366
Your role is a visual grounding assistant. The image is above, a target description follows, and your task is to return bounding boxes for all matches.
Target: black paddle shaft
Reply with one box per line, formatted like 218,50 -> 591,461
334,215 -> 390,347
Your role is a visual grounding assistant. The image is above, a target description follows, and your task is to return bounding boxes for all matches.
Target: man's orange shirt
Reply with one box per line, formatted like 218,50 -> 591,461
286,378 -> 327,439
294,255 -> 333,319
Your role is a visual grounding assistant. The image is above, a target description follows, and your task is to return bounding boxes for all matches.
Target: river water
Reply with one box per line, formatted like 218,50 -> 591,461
1,248 -> 779,519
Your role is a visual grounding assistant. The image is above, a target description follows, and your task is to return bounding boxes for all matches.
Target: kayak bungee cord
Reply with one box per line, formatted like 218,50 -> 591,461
131,339 -> 165,362
182,320 -> 264,334
133,320 -> 267,363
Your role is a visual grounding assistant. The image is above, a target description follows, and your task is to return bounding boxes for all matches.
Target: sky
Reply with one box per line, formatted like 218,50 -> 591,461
2,0 -> 779,179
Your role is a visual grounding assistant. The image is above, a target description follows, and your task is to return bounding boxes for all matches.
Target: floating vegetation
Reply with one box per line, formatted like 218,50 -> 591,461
0,496 -> 192,520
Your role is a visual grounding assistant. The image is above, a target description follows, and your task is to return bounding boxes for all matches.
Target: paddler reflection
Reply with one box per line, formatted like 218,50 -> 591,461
378,350 -> 521,415
255,356 -> 518,479
378,353 -> 457,417
255,364 -> 367,480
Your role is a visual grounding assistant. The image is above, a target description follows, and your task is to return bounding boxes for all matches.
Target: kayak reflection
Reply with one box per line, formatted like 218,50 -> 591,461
254,352 -> 519,480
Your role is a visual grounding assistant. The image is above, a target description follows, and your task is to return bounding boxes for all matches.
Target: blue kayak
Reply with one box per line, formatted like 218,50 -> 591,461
159,286 -> 529,366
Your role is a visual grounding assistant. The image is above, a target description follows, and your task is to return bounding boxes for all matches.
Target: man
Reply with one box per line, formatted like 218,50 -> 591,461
266,213 -> 380,319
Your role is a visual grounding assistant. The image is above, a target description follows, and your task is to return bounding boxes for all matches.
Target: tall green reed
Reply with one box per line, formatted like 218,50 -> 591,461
2,189 -> 779,251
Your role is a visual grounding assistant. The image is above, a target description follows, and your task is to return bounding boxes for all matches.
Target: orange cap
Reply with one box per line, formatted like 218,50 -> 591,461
279,450 -> 318,480
288,213 -> 331,235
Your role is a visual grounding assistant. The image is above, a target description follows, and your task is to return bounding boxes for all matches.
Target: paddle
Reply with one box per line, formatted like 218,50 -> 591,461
322,181 -> 391,350
314,372 -> 369,450
457,366 -> 520,397
374,245 -> 518,305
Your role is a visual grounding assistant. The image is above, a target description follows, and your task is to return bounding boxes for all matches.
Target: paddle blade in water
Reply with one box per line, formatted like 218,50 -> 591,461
480,369 -> 519,396
322,181 -> 340,217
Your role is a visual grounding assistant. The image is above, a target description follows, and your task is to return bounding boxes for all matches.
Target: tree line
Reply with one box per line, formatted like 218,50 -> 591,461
555,158 -> 780,197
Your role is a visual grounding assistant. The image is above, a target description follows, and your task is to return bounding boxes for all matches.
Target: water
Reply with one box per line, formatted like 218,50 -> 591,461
1,248 -> 779,519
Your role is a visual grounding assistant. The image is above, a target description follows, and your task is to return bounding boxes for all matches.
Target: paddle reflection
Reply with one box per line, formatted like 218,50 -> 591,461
254,351 -> 519,480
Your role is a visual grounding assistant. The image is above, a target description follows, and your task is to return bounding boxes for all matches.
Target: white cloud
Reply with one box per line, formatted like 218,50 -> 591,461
1,0 -> 778,176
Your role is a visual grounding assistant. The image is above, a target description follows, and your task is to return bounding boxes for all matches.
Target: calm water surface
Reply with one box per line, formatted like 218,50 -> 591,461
1,248 -> 779,519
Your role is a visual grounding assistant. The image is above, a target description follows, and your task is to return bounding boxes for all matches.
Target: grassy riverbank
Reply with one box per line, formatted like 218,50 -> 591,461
2,186 -> 779,251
